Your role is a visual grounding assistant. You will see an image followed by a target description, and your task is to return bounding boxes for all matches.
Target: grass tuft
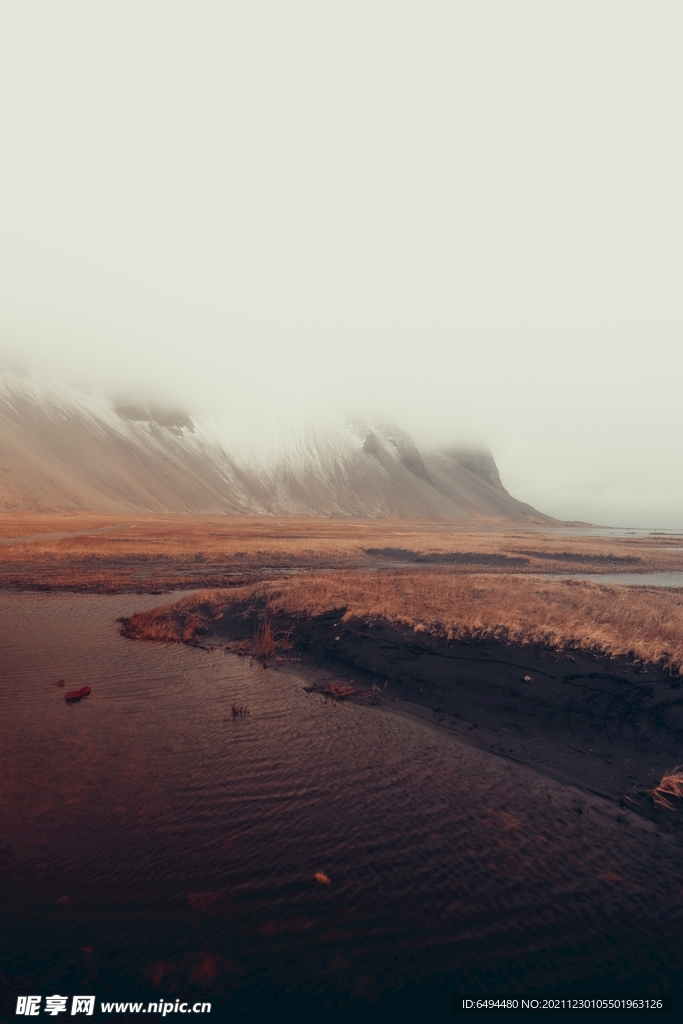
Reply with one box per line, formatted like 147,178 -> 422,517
324,682 -> 356,700
253,616 -> 293,659
651,766 -> 683,809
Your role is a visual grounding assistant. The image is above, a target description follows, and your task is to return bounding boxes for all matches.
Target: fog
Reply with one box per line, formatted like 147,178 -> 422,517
1,2 -> 682,527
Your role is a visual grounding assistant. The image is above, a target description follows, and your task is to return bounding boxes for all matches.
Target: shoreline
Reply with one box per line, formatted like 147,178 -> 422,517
121,598 -> 683,836
4,588 -> 683,1007
5,559 -> 683,594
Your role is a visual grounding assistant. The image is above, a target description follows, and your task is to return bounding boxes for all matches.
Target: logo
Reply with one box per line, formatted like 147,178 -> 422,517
16,996 -> 95,1016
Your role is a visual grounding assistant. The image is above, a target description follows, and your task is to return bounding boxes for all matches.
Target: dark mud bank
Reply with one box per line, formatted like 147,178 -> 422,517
196,606 -> 683,826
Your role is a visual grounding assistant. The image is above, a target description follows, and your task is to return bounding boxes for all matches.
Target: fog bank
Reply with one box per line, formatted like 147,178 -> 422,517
1,2 -> 682,527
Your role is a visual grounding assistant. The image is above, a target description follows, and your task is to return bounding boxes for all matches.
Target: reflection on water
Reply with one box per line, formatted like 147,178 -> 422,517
1,593 -> 682,1015
546,571 -> 683,587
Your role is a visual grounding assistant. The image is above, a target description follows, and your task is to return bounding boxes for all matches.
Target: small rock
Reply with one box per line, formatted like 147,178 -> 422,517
65,686 -> 91,703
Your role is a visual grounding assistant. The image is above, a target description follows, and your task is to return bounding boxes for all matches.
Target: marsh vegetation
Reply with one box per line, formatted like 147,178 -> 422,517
124,569 -> 683,675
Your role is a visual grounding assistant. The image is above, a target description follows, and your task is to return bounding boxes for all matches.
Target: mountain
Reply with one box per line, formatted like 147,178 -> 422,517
0,371 -> 550,520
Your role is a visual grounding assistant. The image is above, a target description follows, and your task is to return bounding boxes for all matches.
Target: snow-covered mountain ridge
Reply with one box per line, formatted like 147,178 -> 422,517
0,371 -> 550,520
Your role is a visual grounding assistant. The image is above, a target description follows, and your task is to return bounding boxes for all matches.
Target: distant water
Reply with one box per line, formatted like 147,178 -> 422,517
547,571 -> 683,587
548,527 -> 683,538
1,593 -> 682,1016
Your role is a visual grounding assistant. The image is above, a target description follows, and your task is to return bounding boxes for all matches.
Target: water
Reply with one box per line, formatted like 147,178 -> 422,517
1,593 -> 682,1017
546,528 -> 683,538
546,571 -> 683,587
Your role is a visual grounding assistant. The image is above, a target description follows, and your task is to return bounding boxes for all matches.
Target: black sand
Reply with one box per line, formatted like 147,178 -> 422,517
202,607 -> 683,833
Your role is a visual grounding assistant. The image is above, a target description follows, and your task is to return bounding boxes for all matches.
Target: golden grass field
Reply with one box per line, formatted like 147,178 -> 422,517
123,569 -> 683,675
4,513 -> 683,673
1,511 -> 682,570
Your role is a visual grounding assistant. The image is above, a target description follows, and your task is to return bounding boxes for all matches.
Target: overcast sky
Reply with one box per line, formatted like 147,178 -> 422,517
1,1 -> 682,527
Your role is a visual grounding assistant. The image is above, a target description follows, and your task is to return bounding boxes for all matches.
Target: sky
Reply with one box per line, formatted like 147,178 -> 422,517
1,1 -> 682,527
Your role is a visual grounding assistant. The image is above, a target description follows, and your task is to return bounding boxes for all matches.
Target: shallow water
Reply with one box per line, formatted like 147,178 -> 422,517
547,528 -> 683,538
546,571 -> 683,587
1,593 -> 682,1017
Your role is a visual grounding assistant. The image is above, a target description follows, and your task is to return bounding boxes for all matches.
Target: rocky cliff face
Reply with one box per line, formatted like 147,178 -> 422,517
0,371 -> 551,520
440,446 -> 506,491
356,422 -> 433,484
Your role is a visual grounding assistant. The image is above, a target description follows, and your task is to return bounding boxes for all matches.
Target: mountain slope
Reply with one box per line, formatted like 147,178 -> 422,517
0,372 -> 551,520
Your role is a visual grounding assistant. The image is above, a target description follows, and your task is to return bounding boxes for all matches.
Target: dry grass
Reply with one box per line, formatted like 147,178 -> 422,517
252,618 -> 293,658
255,570 -> 683,672
120,600 -> 219,643
324,682 -> 357,699
651,767 -> 683,809
2,512 -> 683,577
123,569 -> 683,674
253,618 -> 277,658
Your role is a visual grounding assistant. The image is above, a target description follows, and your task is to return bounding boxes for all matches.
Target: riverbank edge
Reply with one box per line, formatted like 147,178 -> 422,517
120,596 -> 683,836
